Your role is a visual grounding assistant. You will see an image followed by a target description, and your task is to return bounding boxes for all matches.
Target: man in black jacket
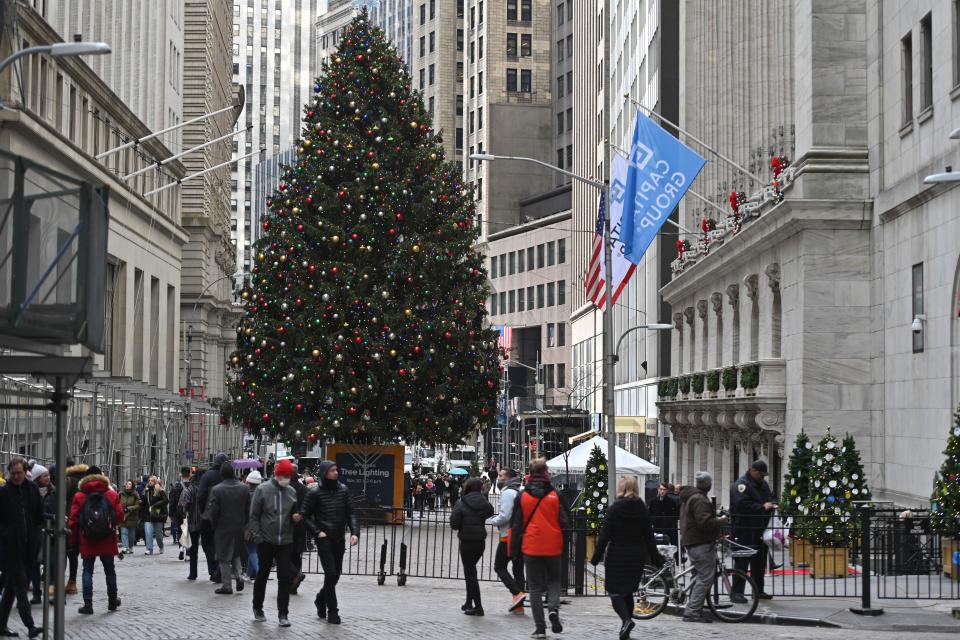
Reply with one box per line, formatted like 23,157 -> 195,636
729,460 -> 777,600
288,470 -> 308,595
0,458 -> 44,638
301,461 -> 358,625
198,452 -> 230,580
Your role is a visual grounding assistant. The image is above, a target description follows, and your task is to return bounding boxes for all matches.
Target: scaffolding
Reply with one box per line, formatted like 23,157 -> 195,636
0,373 -> 241,484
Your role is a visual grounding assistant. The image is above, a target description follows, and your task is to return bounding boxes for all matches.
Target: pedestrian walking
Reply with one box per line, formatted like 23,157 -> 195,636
168,466 -> 190,555
67,466 -> 124,616
648,482 -> 681,547
288,469 -> 308,595
61,462 -> 88,595
301,461 -> 359,625
178,469 -> 204,581
0,457 -> 44,638
485,467 -> 525,612
141,476 -> 168,555
450,476 -> 495,615
729,460 -> 777,601
679,471 -> 727,623
591,475 -> 663,639
242,470 -> 262,581
510,457 -> 569,639
118,480 -> 140,554
205,462 -> 250,595
198,452 -> 230,580
249,458 -> 300,627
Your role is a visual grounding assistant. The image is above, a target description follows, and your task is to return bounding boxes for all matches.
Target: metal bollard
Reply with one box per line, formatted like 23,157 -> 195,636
850,504 -> 883,616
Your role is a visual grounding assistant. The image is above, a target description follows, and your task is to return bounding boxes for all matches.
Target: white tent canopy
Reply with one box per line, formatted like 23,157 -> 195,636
546,436 -> 660,476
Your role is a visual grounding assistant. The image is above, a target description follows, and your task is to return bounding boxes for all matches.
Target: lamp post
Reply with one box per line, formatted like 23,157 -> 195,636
471,153 -> 672,501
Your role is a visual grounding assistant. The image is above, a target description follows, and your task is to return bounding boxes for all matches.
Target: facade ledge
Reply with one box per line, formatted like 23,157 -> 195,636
917,105 -> 934,125
899,120 -> 914,138
951,84 -> 960,101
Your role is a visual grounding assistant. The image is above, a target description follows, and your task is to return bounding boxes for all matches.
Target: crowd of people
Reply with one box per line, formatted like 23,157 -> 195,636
0,450 -> 778,639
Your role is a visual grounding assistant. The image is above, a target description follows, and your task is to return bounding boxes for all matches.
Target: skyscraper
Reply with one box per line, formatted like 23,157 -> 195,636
369,0 -> 413,66
230,0 -> 324,273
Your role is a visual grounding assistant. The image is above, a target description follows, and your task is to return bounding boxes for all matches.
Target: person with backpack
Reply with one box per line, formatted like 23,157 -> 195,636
178,469 -> 205,581
67,466 -> 124,615
510,457 -> 570,639
141,476 -> 168,555
167,466 -> 190,556
449,477 -> 495,616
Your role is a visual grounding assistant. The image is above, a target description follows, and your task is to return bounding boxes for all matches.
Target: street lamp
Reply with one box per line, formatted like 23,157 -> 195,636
0,42 -> 111,110
472,153 -> 671,502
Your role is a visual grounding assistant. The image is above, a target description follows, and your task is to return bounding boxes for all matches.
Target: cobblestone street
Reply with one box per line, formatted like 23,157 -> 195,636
10,547 -> 945,639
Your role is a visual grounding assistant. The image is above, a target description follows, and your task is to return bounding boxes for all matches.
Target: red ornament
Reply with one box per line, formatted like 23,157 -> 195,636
443,331 -> 452,340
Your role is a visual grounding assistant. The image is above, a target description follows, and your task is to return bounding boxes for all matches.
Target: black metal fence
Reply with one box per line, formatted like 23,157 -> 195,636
301,502 -> 959,601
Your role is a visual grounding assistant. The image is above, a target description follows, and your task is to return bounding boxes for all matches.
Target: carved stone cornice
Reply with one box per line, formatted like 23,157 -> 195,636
696,300 -> 708,321
726,283 -> 739,308
711,292 -> 723,315
743,274 -> 759,301
683,307 -> 695,326
673,312 -> 684,330
765,263 -> 781,291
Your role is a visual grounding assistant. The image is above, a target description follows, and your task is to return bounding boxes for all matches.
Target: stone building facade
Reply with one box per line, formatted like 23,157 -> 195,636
413,0 -> 463,164
658,0 -> 960,505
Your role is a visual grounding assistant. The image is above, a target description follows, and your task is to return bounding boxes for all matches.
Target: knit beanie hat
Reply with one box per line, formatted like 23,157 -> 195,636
274,459 -> 295,478
245,470 -> 263,485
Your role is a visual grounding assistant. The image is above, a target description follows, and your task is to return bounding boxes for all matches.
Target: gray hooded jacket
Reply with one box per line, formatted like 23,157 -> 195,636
247,477 -> 298,546
486,476 -> 521,539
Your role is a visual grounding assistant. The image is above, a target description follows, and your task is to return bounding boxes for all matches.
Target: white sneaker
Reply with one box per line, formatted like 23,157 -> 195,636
144,550 -> 153,555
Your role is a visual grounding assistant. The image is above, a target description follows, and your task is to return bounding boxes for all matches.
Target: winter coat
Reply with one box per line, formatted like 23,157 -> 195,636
510,476 -> 570,558
729,473 -> 774,545
119,490 -> 141,528
179,481 -> 203,534
450,491 -> 494,542
648,494 -> 681,538
0,479 -> 44,573
301,461 -> 359,541
198,452 -> 230,518
248,478 -> 299,546
486,476 -> 521,539
67,474 -> 125,559
142,485 -> 169,523
591,497 -> 662,594
168,480 -> 186,524
205,477 -> 250,562
679,486 -> 722,548
291,477 -> 308,552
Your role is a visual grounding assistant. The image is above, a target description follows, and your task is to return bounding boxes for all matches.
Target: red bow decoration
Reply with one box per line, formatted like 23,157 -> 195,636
729,190 -> 740,214
676,238 -> 685,260
771,156 -> 787,179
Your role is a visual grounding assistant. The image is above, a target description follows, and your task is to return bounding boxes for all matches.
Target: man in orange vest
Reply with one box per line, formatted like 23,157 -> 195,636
510,458 -> 570,639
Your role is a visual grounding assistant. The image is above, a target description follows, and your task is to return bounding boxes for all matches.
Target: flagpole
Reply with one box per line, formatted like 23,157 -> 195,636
602,0 -> 618,505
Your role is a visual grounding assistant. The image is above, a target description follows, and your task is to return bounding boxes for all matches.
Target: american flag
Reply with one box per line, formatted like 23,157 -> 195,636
584,193 -> 606,307
497,325 -> 512,356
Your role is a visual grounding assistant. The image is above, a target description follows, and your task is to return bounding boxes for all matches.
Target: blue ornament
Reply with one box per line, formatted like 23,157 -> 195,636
827,496 -> 836,504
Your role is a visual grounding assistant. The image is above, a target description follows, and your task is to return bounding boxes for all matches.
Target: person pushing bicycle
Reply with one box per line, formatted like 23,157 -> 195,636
678,471 -> 728,623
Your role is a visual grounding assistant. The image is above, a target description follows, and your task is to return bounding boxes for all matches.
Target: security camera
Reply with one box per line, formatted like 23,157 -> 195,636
911,316 -> 924,333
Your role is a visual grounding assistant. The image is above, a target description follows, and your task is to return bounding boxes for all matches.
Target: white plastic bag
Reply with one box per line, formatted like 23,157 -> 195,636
763,515 -> 786,555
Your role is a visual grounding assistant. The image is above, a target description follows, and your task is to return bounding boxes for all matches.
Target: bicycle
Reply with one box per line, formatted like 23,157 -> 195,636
632,536 -> 759,622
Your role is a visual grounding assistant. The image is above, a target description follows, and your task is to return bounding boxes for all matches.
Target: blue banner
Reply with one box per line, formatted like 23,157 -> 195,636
616,112 -> 706,264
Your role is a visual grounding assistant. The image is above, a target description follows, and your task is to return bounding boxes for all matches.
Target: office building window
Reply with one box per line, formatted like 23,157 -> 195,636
507,32 -> 518,57
479,72 -> 484,93
537,243 -> 545,268
518,249 -> 525,272
558,239 -> 566,264
520,69 -> 532,92
509,289 -> 516,313
506,68 -> 517,91
507,0 -> 517,21
478,107 -> 484,129
429,30 -> 436,53
557,363 -> 565,388
490,293 -> 497,314
566,71 -> 573,93
547,282 -> 555,306
557,112 -> 564,135
537,284 -> 545,308
479,36 -> 484,59
479,1 -> 484,23
499,291 -> 506,314
527,246 -> 535,269
566,145 -> 572,171
557,149 -> 564,169
456,127 -> 463,150
470,75 -> 476,97
558,280 -> 566,305
490,256 -> 497,278
428,96 -> 434,116
557,75 -> 564,97
457,62 -> 464,82
430,0 -> 435,19
518,288 -> 526,312
469,111 -> 475,133
548,323 -> 556,347
921,13 -> 933,112
527,286 -> 535,309
470,6 -> 475,28
420,36 -> 426,56
557,322 -> 566,346
509,251 -> 516,275
521,34 -> 532,57
913,262 -> 924,353
419,3 -> 425,24
419,68 -> 425,89
547,241 -> 555,266
429,64 -> 435,85
558,2 -> 565,25
902,31 -> 914,126
458,0 -> 464,16
521,0 -> 532,21
457,29 -> 464,51
499,254 -> 506,276
546,364 -> 555,389
456,94 -> 464,115
470,40 -> 475,63
557,39 -> 564,62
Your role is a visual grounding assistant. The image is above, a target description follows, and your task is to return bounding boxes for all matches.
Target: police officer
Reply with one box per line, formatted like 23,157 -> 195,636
729,460 -> 777,601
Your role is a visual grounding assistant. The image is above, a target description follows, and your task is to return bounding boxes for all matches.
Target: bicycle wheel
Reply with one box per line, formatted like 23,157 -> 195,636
632,565 -> 669,620
706,567 -> 758,622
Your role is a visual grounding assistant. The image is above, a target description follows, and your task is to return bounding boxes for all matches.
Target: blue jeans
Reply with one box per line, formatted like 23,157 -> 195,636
245,542 -> 259,579
81,555 -> 117,601
120,526 -> 136,550
143,521 -> 164,552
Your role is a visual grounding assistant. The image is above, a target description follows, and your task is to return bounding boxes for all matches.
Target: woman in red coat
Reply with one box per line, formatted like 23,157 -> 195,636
67,467 -> 125,615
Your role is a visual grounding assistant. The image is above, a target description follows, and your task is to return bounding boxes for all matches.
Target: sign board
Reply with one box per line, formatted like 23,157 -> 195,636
325,443 -> 404,509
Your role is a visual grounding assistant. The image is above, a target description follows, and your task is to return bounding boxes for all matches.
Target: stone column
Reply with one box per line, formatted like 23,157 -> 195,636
697,299 -> 709,372
761,263 -> 782,359
743,274 -> 759,362
711,292 -> 724,368
726,284 -> 740,365
673,312 -> 685,375
684,307 -> 696,373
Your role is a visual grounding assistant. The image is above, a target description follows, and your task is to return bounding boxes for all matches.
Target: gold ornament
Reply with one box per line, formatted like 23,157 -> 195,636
412,245 -> 420,253
311,349 -> 321,358
372,162 -> 380,169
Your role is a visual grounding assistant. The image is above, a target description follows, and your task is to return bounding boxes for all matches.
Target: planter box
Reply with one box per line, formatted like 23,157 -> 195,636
811,546 -> 848,578
743,388 -> 757,397
708,391 -> 718,399
789,537 -> 811,568
943,538 -> 960,579
585,533 -> 597,562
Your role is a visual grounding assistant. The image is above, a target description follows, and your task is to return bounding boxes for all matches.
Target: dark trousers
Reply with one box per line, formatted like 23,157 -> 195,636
494,539 -> 524,595
187,530 -> 201,578
253,542 -> 292,616
0,563 -> 35,630
290,548 -> 303,579
459,540 -> 485,609
524,555 -> 561,631
316,538 -> 346,613
81,555 -> 117,602
609,593 -> 634,623
732,541 -> 767,594
29,558 -> 41,599
200,521 -> 217,576
170,519 -> 183,545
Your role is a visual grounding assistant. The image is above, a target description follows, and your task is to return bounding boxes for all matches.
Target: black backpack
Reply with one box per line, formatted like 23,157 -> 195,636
81,492 -> 115,540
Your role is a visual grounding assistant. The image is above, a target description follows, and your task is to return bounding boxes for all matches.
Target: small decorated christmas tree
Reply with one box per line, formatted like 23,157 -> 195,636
839,434 -> 871,504
781,431 -> 813,520
580,445 -> 609,534
931,407 -> 960,539
797,429 -> 868,548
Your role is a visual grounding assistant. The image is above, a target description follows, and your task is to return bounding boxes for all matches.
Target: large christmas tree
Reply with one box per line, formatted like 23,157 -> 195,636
931,407 -> 960,539
781,431 -> 813,520
226,13 -> 500,445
